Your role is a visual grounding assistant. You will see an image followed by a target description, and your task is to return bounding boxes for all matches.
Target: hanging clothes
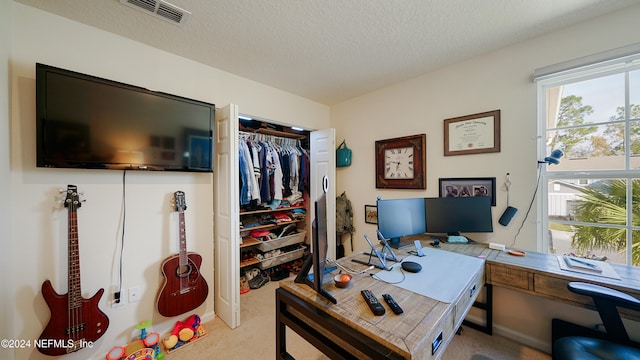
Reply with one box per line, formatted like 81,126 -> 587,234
238,131 -> 308,208
241,139 -> 261,204
238,140 -> 252,206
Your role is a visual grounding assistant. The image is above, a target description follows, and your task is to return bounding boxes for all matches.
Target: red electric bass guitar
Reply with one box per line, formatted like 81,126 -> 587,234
38,185 -> 109,355
156,191 -> 209,317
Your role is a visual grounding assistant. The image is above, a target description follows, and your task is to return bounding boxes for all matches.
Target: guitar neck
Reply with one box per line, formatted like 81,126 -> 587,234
178,211 -> 188,264
68,204 -> 82,309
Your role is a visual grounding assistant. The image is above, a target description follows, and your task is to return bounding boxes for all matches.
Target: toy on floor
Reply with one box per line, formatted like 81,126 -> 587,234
105,321 -> 164,360
162,314 -> 208,353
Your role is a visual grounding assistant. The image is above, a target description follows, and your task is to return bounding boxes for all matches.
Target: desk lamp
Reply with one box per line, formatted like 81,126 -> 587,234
540,149 -> 564,165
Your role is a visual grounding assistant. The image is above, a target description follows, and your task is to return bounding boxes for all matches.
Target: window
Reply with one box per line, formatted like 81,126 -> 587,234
537,50 -> 640,266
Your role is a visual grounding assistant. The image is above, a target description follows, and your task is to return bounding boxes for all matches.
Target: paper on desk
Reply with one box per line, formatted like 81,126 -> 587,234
556,256 -> 621,280
373,248 -> 484,303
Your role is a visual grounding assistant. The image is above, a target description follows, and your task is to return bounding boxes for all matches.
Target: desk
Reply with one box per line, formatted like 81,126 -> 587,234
431,241 -> 640,324
276,240 -> 640,359
276,247 -> 485,360
481,245 -> 640,322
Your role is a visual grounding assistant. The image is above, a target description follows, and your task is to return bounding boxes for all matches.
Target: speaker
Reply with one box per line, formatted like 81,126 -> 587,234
499,206 -> 518,226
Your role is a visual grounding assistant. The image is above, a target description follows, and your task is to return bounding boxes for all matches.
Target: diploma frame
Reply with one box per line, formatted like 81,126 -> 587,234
444,110 -> 500,156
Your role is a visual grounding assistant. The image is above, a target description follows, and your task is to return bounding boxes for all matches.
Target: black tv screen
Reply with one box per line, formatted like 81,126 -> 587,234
36,63 -> 215,172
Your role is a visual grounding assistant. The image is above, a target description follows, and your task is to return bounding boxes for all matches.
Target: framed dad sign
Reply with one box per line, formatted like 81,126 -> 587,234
438,177 -> 496,206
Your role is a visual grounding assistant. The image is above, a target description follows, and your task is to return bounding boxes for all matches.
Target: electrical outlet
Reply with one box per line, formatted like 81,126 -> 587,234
129,286 -> 141,303
111,286 -> 125,308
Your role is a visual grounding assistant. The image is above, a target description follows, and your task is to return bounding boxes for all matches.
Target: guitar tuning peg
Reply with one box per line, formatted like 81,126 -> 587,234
59,188 -> 66,193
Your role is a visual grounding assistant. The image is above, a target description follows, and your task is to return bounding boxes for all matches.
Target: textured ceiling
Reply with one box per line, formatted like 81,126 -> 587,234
14,0 -> 640,105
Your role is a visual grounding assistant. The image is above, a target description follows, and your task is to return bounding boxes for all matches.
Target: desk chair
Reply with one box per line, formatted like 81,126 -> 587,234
552,282 -> 640,360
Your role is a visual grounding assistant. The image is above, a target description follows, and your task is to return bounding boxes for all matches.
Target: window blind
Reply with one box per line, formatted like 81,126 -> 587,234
533,42 -> 640,82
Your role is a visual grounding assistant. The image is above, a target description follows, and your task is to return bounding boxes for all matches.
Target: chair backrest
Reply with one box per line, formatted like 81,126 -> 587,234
568,282 -> 640,344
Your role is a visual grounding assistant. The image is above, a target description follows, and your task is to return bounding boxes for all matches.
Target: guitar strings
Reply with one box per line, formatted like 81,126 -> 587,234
68,195 -> 81,349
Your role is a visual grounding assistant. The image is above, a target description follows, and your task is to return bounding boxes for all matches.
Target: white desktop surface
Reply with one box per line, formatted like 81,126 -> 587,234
373,247 -> 485,303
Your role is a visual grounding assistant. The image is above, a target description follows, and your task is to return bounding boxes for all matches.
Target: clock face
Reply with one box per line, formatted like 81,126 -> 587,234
384,147 -> 414,179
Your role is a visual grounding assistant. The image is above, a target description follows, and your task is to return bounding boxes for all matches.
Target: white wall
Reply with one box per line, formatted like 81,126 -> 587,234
331,4 -> 640,353
6,4 -> 329,360
1,1 -> 15,360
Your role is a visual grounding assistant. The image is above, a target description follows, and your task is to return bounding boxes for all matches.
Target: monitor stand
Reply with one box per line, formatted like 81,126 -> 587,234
352,234 -> 393,271
294,256 -> 337,304
388,237 -> 401,249
387,237 -> 416,249
371,231 -> 401,262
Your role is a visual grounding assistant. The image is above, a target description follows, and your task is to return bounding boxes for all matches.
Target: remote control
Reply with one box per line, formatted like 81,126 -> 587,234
382,293 -> 403,314
361,290 -> 385,316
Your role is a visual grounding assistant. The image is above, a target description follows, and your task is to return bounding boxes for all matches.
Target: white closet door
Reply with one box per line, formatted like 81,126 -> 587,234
214,104 -> 240,329
310,129 -> 337,260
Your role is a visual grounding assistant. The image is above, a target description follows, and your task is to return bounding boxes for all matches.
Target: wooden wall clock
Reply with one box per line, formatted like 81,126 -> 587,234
375,134 -> 426,189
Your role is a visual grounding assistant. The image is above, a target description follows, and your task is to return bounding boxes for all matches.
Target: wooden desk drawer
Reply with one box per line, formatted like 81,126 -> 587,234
534,275 -> 640,321
488,264 -> 531,290
534,275 -> 593,306
428,306 -> 455,359
454,269 -> 484,327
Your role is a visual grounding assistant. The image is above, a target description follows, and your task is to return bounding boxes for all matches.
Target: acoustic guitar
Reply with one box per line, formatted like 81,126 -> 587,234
157,191 -> 209,317
38,185 -> 109,355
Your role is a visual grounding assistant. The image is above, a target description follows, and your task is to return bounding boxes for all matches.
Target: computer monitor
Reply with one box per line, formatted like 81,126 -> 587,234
424,197 -> 493,239
376,197 -> 427,248
294,193 -> 336,304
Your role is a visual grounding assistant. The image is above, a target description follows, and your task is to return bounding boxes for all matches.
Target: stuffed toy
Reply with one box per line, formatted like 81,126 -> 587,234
162,315 -> 200,350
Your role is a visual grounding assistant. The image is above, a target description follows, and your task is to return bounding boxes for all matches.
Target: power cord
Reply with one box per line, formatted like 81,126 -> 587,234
114,170 -> 128,303
510,164 -> 543,248
370,264 -> 406,284
326,258 -> 374,275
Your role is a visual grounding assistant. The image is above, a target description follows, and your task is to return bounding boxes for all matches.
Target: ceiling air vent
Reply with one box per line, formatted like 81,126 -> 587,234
120,0 -> 191,26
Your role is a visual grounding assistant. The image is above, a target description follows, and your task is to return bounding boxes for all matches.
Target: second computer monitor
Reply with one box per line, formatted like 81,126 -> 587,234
425,196 -> 493,236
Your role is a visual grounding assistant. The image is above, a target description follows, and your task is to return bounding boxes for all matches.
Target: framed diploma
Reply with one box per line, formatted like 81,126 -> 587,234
444,110 -> 500,156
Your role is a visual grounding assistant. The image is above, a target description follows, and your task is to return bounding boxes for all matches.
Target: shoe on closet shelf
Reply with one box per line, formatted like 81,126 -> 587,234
248,270 -> 270,289
269,267 -> 290,281
245,268 -> 260,281
240,276 -> 250,294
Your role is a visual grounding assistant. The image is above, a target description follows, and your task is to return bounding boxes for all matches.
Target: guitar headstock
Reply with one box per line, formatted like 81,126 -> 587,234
64,184 -> 82,209
174,191 -> 187,212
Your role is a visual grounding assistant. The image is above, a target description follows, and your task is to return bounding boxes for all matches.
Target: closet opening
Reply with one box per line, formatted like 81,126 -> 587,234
237,115 -> 311,295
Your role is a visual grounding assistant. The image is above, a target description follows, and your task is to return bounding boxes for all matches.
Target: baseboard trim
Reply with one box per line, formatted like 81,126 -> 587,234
464,314 -> 551,354
200,311 -> 215,323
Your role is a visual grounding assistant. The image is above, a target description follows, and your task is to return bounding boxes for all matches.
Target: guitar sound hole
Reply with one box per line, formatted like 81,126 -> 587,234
176,264 -> 192,278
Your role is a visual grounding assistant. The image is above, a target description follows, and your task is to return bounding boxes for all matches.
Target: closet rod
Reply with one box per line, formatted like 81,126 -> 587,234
238,126 -> 307,140
239,130 -> 305,145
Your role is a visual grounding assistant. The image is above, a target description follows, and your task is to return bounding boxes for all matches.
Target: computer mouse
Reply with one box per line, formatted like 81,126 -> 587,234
401,261 -> 422,273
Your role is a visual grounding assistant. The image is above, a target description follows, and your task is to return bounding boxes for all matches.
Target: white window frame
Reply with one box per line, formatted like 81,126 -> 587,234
536,48 -> 640,266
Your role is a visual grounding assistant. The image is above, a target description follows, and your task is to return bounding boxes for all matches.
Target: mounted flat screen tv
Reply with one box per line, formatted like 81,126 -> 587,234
36,63 -> 215,172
